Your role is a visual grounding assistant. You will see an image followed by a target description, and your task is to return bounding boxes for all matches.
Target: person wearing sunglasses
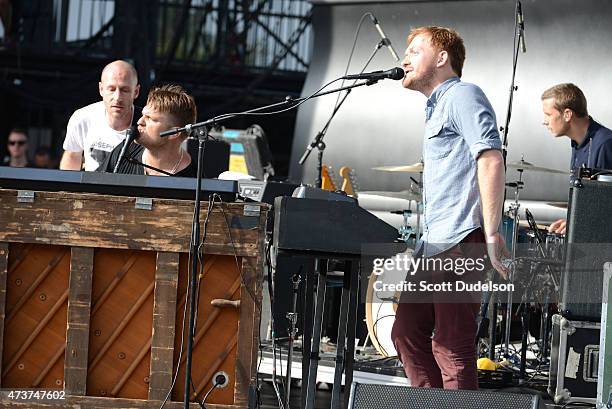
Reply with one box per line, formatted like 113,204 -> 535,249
3,128 -> 32,167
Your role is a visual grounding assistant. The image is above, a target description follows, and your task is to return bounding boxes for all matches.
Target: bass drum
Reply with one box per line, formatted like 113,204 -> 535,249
365,249 -> 413,357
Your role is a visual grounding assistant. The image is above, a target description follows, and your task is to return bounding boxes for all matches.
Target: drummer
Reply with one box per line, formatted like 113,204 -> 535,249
541,83 -> 612,233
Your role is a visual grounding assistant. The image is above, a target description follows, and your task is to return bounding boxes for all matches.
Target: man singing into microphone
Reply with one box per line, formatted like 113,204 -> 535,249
390,26 -> 508,390
98,84 -> 197,177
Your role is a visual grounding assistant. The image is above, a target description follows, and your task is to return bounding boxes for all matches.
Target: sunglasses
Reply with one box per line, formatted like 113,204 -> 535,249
8,140 -> 27,146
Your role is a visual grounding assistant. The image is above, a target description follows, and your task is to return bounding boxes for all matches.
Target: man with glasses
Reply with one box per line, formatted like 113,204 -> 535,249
3,128 -> 31,167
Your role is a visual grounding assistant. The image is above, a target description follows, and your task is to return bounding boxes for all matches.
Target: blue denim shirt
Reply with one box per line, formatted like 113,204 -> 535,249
416,77 -> 502,257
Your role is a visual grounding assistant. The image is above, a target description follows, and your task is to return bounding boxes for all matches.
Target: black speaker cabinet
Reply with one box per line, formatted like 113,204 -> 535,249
562,179 -> 612,321
348,383 -> 539,409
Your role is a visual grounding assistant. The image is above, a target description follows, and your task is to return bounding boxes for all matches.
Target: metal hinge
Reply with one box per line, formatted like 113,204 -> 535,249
17,190 -> 35,203
135,197 -> 153,210
243,204 -> 261,217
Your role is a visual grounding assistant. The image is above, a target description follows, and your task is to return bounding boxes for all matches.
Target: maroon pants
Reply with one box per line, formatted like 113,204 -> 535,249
390,229 -> 486,389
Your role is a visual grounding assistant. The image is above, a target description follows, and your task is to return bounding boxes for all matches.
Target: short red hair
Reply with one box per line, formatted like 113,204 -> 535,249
408,26 -> 466,77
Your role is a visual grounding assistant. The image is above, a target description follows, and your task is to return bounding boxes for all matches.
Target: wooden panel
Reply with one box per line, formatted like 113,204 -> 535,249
148,252 -> 179,401
64,247 -> 94,396
0,242 -> 7,387
0,190 -> 267,257
2,243 -> 69,388
0,190 -> 266,409
171,254 -> 242,405
235,256 -> 262,407
87,248 -> 155,399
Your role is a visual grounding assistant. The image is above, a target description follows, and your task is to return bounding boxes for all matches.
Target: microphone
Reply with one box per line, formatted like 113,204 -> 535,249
113,125 -> 139,173
369,14 -> 400,62
517,1 -> 526,53
343,67 -> 405,81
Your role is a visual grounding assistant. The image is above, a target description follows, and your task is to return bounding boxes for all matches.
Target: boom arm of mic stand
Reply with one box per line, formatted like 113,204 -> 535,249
162,79 -> 373,140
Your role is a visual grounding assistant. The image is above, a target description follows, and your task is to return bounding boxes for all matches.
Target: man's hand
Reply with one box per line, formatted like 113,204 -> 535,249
486,231 -> 510,279
548,218 -> 567,235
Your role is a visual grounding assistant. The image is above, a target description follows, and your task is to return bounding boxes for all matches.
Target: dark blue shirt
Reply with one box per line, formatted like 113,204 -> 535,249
571,117 -> 612,170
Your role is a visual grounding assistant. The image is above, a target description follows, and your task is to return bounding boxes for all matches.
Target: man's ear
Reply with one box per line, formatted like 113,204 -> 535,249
436,50 -> 449,68
133,84 -> 140,100
99,82 -> 104,98
563,108 -> 573,122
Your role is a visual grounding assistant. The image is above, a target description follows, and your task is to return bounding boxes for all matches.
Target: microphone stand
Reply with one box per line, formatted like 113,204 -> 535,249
298,39 -> 389,189
183,126 -> 210,408
490,0 -> 526,361
169,77 -> 384,409
500,0 -> 525,156
293,42 -> 388,409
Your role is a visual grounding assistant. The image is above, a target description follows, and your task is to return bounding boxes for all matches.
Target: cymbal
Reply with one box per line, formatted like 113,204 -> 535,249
360,189 -> 421,201
373,162 -> 424,173
507,159 -> 566,175
547,201 -> 568,209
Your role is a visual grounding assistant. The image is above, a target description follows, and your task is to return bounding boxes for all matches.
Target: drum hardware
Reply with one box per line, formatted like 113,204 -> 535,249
506,159 -> 566,175
364,176 -> 423,246
391,209 -> 414,244
523,208 -> 563,364
504,208 -> 563,382
501,168 -> 525,359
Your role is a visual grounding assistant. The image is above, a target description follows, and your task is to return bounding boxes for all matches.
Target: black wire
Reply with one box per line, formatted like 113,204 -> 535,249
199,378 -> 224,409
331,12 -> 374,112
196,75 -> 344,127
371,299 -> 395,357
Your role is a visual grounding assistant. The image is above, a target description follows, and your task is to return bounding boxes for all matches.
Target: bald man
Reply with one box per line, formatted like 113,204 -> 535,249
60,60 -> 140,171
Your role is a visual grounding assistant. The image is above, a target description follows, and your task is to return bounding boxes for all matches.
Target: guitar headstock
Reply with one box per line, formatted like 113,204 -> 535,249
321,164 -> 337,191
339,166 -> 358,197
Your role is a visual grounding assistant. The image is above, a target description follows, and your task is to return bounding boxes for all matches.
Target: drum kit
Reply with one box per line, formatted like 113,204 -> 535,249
364,158 -> 568,369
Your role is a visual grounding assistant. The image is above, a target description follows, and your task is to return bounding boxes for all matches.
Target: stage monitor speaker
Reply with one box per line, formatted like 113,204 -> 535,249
562,179 -> 612,321
348,383 -> 540,409
211,124 -> 274,180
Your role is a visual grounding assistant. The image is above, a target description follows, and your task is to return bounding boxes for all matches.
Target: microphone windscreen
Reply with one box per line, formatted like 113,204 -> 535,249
389,67 -> 405,80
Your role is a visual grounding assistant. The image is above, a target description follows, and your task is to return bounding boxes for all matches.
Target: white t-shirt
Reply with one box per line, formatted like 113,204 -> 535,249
63,101 -> 133,171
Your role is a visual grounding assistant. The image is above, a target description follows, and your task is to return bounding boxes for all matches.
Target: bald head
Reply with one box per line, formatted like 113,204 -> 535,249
99,60 -> 140,130
101,60 -> 138,86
